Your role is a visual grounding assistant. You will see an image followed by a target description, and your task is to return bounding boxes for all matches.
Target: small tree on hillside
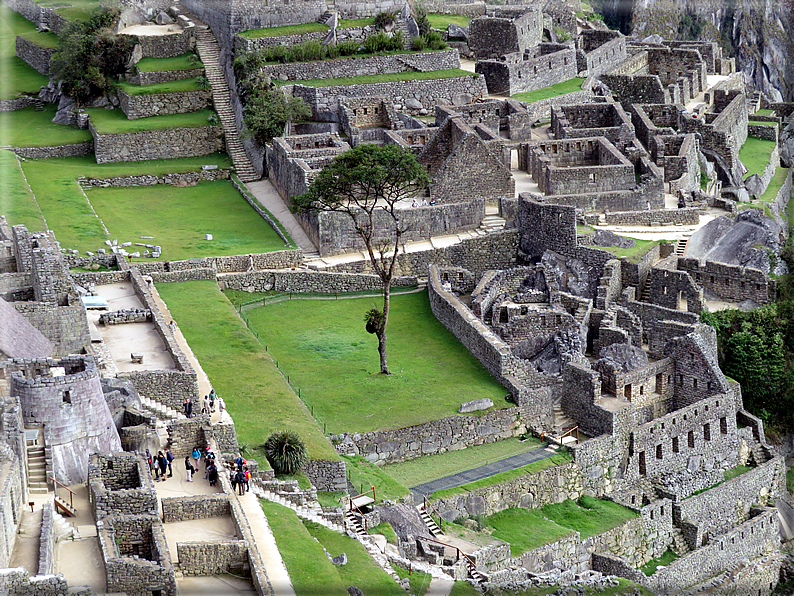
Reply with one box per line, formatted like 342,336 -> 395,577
263,431 -> 307,475
243,86 -> 312,145
50,8 -> 133,106
293,144 -> 430,374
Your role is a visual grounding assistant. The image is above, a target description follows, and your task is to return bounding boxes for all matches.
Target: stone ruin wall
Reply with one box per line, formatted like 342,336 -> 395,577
580,34 -> 626,77
604,207 -> 699,226
2,0 -> 70,34
88,453 -> 158,520
161,494 -> 231,522
15,36 -> 53,75
90,122 -> 224,164
676,258 -> 774,305
117,88 -> 212,120
476,46 -> 577,96
289,75 -> 488,119
219,269 -> 418,294
468,10 -> 542,59
125,27 -> 194,60
127,66 -> 205,86
0,457 -> 24,569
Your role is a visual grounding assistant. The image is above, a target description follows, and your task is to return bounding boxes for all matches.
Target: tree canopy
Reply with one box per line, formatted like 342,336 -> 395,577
294,143 -> 431,374
243,87 -> 312,146
50,8 -> 133,106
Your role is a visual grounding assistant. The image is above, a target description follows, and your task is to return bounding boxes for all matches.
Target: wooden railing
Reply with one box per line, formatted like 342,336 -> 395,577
50,476 -> 75,511
541,425 -> 579,445
416,535 -> 479,581
422,495 -> 445,531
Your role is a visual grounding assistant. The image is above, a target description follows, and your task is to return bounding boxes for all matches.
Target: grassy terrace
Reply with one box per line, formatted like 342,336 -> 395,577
428,13 -> 471,28
285,68 -> 475,87
760,167 -> 790,203
739,135 -> 776,180
86,107 -> 216,134
262,500 -> 404,596
342,455 -> 410,500
641,548 -> 678,576
241,291 -> 508,434
0,150 -> 43,231
14,154 -> 239,253
512,78 -> 586,103
135,52 -> 202,72
0,5 -> 51,99
384,437 -> 543,487
86,181 -> 288,260
158,281 -> 338,461
484,496 -> 638,556
432,451 -> 572,499
0,105 -> 92,147
338,17 -> 373,27
116,76 -> 203,96
239,22 -> 329,38
597,238 -> 668,263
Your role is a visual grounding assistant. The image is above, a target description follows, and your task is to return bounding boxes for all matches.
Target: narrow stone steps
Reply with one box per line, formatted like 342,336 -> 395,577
255,486 -> 344,533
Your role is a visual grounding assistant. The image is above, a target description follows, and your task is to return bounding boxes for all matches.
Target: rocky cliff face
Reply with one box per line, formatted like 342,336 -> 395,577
600,0 -> 794,101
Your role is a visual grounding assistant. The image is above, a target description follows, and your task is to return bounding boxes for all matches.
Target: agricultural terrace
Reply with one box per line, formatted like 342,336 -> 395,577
0,4 -> 50,99
238,291 -> 509,434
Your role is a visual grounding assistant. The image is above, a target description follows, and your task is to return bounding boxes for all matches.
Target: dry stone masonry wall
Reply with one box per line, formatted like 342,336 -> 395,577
90,122 -> 224,163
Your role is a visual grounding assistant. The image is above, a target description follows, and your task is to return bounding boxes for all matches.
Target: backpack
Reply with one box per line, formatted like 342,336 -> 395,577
166,451 -> 174,463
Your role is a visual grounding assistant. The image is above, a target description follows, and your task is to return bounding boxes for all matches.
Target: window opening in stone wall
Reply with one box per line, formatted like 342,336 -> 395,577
589,172 -> 596,184
640,385 -> 644,395
704,423 -> 710,441
693,378 -> 697,390
624,384 -> 631,400
656,444 -> 662,459
672,437 -> 679,453
639,451 -> 646,475
688,430 -> 694,448
720,417 -> 727,434
628,433 -> 634,456
63,390 -> 71,404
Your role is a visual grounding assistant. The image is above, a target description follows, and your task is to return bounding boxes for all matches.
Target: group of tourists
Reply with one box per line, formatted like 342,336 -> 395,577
183,388 -> 225,419
230,453 -> 251,496
145,448 -> 174,481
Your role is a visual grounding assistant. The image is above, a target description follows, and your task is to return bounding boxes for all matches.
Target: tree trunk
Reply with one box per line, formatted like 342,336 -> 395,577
377,280 -> 391,374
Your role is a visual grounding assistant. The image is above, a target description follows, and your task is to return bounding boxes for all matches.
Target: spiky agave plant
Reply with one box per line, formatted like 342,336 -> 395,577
263,431 -> 308,475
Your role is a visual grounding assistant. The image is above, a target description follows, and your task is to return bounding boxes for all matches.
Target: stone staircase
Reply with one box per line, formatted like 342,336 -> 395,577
394,18 -> 413,49
344,510 -> 369,537
749,442 -> 771,466
140,395 -> 185,421
26,442 -> 48,495
192,22 -> 259,183
670,527 -> 692,556
477,214 -> 506,234
640,277 -> 652,302
674,234 -> 691,257
253,485 -> 345,533
638,477 -> 658,504
417,502 -> 444,537
317,9 -> 334,24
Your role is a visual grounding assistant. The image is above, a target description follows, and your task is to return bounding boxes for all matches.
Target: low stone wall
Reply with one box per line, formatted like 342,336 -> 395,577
769,167 -> 793,219
234,30 -> 329,52
431,461 -> 581,519
177,540 -> 249,576
122,370 -> 200,414
205,420 -> 239,455
0,569 -> 74,595
162,495 -> 231,522
15,36 -> 54,75
0,97 -> 37,112
37,503 -> 55,575
303,459 -> 347,491
748,124 -> 777,141
230,175 -> 294,247
83,168 -> 231,187
128,67 -> 204,85
334,407 -> 522,465
520,90 -> 598,122
604,207 -> 699,226
99,308 -> 152,325
117,88 -> 212,120
128,27 -> 194,59
644,509 -> 779,594
290,74 -> 488,117
13,141 -> 94,159
219,270 -> 417,293
90,121 -> 224,163
260,49 -> 460,82
165,415 -> 210,458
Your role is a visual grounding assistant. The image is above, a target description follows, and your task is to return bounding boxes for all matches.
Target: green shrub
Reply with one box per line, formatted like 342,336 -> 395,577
263,430 -> 308,475
337,40 -> 360,56
364,31 -> 391,53
326,43 -> 340,59
389,30 -> 405,50
411,35 -> 427,51
424,30 -> 446,50
195,75 -> 211,90
373,10 -> 396,29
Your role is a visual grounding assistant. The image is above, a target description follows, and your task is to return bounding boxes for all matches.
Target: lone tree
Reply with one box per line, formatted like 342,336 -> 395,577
293,143 -> 430,374
263,431 -> 307,475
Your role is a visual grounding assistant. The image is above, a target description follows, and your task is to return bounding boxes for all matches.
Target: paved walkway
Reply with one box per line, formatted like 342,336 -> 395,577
412,445 -> 557,496
245,180 -> 317,253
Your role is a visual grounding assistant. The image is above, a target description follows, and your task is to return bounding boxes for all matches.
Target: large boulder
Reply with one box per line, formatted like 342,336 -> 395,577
448,23 -> 468,40
592,229 -> 635,249
597,343 -> 649,372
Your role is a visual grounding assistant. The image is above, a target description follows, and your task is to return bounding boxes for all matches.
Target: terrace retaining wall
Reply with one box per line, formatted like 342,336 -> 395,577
15,36 -> 54,75
117,88 -> 212,120
128,67 -> 205,85
90,122 -> 224,163
13,141 -> 94,159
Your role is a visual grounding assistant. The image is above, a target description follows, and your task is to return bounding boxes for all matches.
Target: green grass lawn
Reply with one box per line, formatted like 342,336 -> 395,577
641,548 -> 678,576
748,120 -> 776,127
86,108 -> 217,134
431,452 -> 572,499
342,455 -> 410,501
384,437 -> 542,487
739,135 -> 776,180
0,5 -> 52,99
286,69 -> 475,87
597,238 -> 667,263
723,464 -> 753,481
393,564 -> 431,596
158,281 -> 338,461
304,519 -> 405,595
260,500 -> 347,595
541,495 -> 638,539
512,78 -> 586,103
135,52 -> 202,72
449,582 -> 480,596
0,150 -> 44,230
0,105 -> 92,147
338,17 -> 373,27
86,180 -> 288,260
53,5 -> 92,21
14,152 -> 231,253
242,291 -> 508,434
483,507 -> 575,556
16,26 -> 60,48
760,167 -> 790,203
370,522 -> 398,544
427,13 -> 471,28
116,76 -> 204,96
754,108 -> 774,116
239,22 -> 329,38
